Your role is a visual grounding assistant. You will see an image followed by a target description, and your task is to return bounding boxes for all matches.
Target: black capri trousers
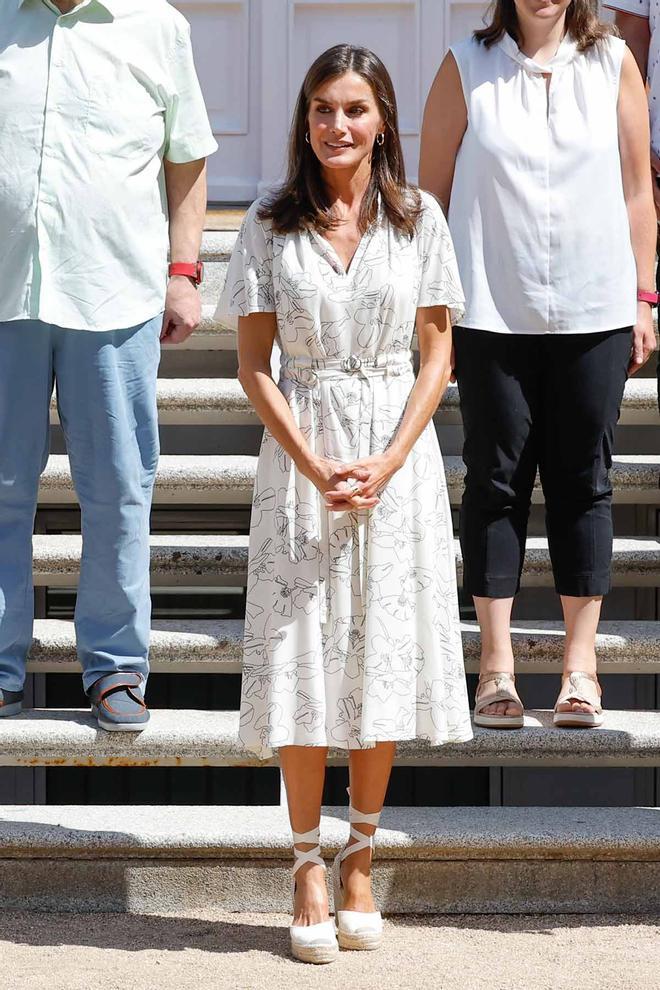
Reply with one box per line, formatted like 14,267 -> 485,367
453,326 -> 632,599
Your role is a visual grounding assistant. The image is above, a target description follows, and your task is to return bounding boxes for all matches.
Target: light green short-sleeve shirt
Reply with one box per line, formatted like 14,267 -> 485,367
0,0 -> 218,332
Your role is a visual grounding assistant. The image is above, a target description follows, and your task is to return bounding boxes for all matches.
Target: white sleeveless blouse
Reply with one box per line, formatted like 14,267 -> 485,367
448,33 -> 637,335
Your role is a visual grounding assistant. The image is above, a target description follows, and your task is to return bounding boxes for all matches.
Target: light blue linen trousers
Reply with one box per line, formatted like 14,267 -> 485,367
0,317 -> 161,693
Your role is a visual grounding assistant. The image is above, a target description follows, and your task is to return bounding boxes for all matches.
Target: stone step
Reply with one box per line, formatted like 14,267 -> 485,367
200,231 -> 237,262
50,378 -> 250,424
162,375 -> 660,426
37,453 -> 660,505
176,305 -> 237,349
200,259 -> 227,303
204,207 -> 246,232
0,805 -> 657,913
53,375 -> 654,426
27,618 -> 660,674
28,619 -> 243,674
0,708 -> 658,767
154,378 -> 251,424
39,455 -> 256,505
30,534 -> 660,588
32,534 -> 247,588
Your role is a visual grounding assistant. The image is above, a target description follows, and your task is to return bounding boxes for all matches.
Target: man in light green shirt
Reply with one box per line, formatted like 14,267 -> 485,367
0,0 -> 218,728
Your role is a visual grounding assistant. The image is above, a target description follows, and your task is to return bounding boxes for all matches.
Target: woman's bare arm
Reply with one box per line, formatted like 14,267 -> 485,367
618,46 -> 657,372
418,52 -> 467,212
237,313 -> 316,473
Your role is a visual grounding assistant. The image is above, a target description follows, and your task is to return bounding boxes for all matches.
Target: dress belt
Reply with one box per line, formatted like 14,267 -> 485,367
279,352 -> 413,625
280,350 -> 413,386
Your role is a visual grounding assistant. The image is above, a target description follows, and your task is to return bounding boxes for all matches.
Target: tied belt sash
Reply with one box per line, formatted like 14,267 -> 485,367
279,351 -> 414,625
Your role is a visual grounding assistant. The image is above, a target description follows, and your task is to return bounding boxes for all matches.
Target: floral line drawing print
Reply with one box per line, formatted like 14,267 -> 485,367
272,575 -> 318,617
251,485 -> 275,529
243,651 -> 318,701
217,190 -> 473,758
322,615 -> 365,680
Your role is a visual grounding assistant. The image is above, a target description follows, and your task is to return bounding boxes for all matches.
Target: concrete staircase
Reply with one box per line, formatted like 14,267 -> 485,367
3,216 -> 659,915
1,806 -> 658,914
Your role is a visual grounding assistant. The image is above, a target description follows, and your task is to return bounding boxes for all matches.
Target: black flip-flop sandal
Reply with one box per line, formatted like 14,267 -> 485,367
89,672 -> 149,732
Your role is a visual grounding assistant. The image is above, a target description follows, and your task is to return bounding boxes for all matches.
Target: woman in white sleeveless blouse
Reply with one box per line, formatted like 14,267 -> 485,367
217,45 -> 471,962
420,0 -> 656,728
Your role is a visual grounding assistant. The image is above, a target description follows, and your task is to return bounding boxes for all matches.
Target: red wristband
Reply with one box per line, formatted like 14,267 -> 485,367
168,261 -> 204,285
637,289 -> 659,305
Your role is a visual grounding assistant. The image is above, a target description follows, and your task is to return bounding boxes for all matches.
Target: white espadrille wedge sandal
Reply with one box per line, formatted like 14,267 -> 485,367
332,803 -> 384,951
289,826 -> 339,965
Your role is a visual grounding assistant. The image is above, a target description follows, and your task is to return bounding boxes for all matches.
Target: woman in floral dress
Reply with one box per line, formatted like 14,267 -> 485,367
217,44 -> 472,964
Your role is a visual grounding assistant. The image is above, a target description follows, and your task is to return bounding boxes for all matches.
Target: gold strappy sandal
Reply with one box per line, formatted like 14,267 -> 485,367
553,672 -> 604,728
473,672 -> 524,729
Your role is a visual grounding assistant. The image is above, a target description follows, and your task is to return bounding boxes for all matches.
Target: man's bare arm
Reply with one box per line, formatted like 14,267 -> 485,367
162,158 -> 207,344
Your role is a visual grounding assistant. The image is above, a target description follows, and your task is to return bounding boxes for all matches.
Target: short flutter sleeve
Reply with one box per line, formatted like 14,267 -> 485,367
216,200 -> 275,318
416,190 -> 465,325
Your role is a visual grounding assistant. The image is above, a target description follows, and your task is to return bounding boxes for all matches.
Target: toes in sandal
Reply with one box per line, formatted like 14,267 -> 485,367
553,672 -> 603,728
474,672 -> 524,729
89,672 -> 150,732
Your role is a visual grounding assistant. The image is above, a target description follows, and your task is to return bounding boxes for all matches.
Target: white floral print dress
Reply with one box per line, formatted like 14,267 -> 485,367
217,190 -> 473,758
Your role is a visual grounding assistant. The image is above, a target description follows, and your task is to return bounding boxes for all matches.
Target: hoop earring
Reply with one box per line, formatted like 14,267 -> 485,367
305,132 -> 310,144
376,133 -> 385,146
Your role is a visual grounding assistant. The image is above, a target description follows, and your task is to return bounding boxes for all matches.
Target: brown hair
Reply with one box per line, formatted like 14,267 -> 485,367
258,44 -> 421,237
473,0 -> 615,51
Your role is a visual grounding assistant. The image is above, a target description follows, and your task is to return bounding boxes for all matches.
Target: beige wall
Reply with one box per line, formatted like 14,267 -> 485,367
173,0 -> 491,202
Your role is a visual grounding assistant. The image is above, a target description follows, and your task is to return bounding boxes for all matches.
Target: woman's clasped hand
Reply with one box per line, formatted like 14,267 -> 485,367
313,452 -> 402,511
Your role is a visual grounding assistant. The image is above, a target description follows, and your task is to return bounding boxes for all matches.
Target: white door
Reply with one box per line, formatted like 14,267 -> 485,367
174,0 -> 489,203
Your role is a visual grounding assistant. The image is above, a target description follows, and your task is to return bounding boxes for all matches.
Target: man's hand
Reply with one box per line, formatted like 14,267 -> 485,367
163,158 -> 207,344
651,150 -> 660,222
161,275 -> 201,344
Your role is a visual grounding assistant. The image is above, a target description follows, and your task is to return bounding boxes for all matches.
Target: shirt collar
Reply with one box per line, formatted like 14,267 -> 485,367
20,0 -> 120,14
498,31 -> 578,73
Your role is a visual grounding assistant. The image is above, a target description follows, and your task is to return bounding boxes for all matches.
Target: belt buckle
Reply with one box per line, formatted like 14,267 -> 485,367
342,354 -> 362,373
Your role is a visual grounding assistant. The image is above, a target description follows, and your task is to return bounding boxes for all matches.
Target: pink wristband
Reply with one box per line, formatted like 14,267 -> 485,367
637,289 -> 659,305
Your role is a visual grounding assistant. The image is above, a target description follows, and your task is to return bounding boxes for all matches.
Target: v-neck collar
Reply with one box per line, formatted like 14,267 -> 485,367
498,30 -> 578,73
310,223 -> 376,277
309,198 -> 383,278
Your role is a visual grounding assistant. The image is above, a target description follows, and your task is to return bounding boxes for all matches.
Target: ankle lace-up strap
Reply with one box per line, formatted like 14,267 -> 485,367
292,826 -> 325,877
339,796 -> 382,864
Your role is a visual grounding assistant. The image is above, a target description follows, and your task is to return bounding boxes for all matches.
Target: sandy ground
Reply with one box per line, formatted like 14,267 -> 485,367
1,911 -> 658,990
